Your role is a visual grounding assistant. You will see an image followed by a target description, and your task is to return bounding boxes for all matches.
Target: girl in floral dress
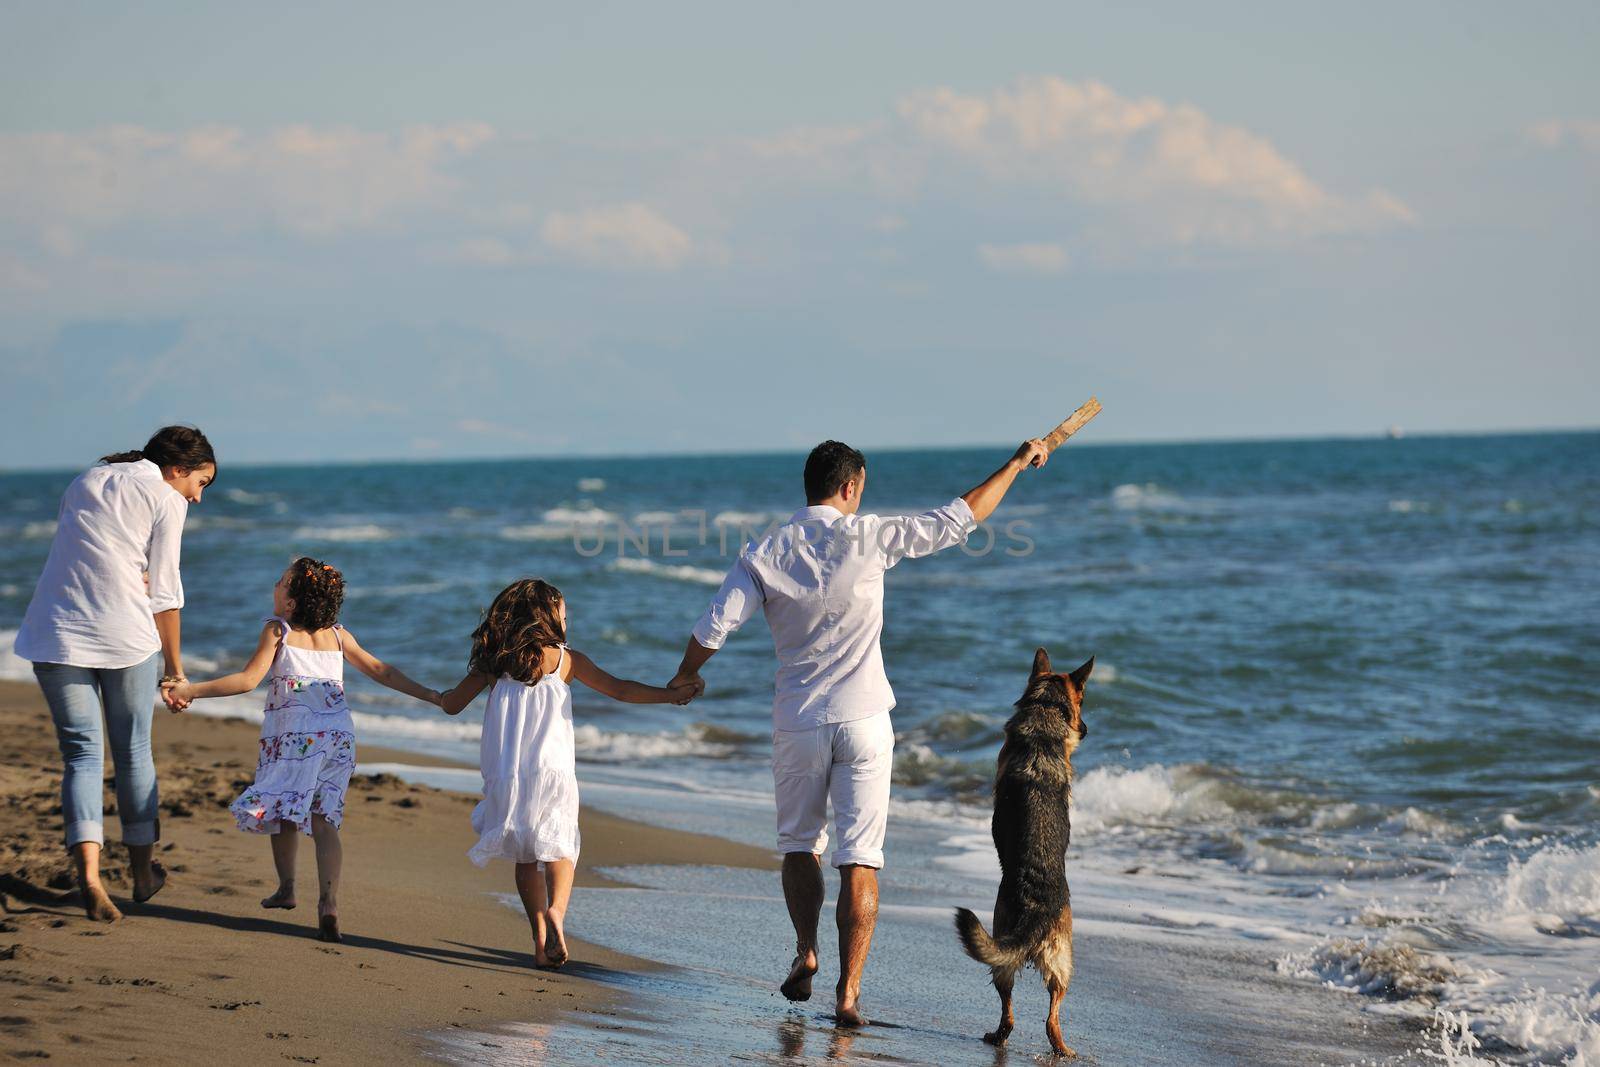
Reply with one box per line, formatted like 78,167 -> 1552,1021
436,578 -> 697,967
164,557 -> 438,941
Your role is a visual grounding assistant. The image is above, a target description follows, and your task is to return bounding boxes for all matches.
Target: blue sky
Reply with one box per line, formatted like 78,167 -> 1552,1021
1,2 -> 1595,467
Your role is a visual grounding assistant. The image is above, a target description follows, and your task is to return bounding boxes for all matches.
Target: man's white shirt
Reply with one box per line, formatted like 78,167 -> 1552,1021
692,497 -> 975,731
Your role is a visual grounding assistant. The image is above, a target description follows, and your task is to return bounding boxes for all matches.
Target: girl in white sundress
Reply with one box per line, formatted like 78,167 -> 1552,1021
163,557 -> 439,943
438,578 -> 698,968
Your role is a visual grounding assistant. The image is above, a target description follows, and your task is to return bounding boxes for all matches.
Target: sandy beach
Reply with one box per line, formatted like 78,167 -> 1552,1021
0,679 -> 776,1065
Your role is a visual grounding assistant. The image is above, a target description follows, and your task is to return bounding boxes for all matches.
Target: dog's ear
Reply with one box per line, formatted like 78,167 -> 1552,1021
1067,656 -> 1095,692
1032,647 -> 1052,679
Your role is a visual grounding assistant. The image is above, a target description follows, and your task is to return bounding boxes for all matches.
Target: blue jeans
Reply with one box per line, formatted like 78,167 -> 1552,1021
33,653 -> 161,848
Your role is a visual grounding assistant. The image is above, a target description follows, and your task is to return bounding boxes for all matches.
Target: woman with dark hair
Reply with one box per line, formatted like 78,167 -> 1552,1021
14,425 -> 216,921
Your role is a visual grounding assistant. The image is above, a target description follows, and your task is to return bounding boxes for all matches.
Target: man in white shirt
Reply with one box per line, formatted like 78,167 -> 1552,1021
671,437 -> 1049,1026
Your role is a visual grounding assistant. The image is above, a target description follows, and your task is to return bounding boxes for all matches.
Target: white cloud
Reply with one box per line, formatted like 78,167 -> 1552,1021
0,122 -> 495,237
888,77 -> 1413,244
1527,118 -> 1600,153
450,236 -> 520,267
978,242 -> 1068,274
541,202 -> 694,271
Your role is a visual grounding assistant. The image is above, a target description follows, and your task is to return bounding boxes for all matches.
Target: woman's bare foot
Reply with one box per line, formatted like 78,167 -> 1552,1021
80,879 -> 121,923
261,884 -> 297,910
780,948 -> 819,1001
543,908 -> 568,967
132,861 -> 167,904
316,899 -> 341,943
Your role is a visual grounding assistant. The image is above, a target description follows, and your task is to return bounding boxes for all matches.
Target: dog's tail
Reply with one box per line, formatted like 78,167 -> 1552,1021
954,906 -> 1053,971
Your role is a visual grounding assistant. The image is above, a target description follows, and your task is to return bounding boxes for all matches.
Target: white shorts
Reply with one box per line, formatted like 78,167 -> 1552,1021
772,711 -> 894,869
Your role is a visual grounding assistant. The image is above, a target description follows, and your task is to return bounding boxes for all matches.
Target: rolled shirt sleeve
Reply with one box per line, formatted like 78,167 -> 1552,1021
144,493 -> 187,613
692,556 -> 763,650
871,496 -> 976,567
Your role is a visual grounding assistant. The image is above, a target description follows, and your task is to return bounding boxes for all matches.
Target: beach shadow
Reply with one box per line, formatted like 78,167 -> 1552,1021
439,939 -> 630,983
139,902 -> 544,975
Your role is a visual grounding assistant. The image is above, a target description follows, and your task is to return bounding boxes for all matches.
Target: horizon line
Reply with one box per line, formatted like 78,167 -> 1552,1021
1,423 -> 1594,476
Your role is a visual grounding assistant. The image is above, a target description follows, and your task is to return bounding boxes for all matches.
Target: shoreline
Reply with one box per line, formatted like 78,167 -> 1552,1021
0,679 -> 776,1065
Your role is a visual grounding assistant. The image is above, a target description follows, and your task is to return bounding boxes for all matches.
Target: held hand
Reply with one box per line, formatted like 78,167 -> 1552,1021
1011,438 -> 1048,470
160,677 -> 193,712
668,671 -> 706,702
667,681 -> 699,706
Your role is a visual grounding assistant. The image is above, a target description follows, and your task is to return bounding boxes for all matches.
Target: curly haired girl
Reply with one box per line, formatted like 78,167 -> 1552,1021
436,578 -> 698,967
163,557 -> 437,941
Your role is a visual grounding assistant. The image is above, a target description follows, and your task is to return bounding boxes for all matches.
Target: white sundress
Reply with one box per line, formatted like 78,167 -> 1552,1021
229,617 -> 357,835
469,646 -> 581,868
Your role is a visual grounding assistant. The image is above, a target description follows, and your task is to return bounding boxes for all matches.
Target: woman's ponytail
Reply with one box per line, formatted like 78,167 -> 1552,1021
101,426 -> 217,476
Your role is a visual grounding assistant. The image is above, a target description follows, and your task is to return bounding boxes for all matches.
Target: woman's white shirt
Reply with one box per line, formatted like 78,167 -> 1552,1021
15,459 -> 187,669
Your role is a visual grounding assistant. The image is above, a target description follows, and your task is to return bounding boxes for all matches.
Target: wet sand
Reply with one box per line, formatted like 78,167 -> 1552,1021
0,680 -> 776,1065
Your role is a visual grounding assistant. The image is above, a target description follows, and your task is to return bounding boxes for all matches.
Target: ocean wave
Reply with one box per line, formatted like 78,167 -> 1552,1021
1277,841 -> 1600,1065
608,558 -> 725,586
576,478 -> 606,493
343,580 -> 455,600
0,584 -> 20,598
1276,935 -> 1466,1000
1,630 -> 32,681
292,523 -> 393,543
498,523 -> 573,542
222,488 -> 282,507
543,506 -> 618,525
22,521 -> 57,539
712,510 -> 776,528
1069,763 -> 1240,834
572,722 -> 755,762
1110,483 -> 1187,511
1492,843 -> 1600,936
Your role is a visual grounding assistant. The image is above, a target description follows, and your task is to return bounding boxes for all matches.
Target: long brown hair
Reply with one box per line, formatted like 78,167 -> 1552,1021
469,578 -> 566,684
102,425 -> 218,479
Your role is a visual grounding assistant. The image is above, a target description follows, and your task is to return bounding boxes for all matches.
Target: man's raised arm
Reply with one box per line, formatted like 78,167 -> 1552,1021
962,438 -> 1048,523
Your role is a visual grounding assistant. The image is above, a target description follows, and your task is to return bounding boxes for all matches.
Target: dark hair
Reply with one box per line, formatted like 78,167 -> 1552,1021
803,440 -> 866,503
469,578 -> 566,685
102,425 -> 218,480
285,556 -> 345,631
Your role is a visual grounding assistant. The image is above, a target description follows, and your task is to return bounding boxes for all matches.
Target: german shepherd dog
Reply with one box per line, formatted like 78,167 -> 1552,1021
955,647 -> 1092,1057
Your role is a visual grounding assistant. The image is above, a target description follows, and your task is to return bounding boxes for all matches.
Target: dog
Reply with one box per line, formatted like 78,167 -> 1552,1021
954,646 -> 1092,1057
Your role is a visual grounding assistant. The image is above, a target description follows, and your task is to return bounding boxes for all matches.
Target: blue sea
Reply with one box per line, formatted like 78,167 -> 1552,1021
3,432 -> 1597,1063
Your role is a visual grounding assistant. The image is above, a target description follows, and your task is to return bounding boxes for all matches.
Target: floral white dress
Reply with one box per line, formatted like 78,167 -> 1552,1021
469,646 -> 581,868
229,617 -> 356,834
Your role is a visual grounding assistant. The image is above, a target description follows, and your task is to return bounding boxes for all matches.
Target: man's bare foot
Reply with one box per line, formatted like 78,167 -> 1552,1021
80,880 -> 121,923
833,1000 -> 868,1028
132,861 -> 167,904
261,885 -> 297,910
780,949 -> 818,1001
544,909 -> 568,967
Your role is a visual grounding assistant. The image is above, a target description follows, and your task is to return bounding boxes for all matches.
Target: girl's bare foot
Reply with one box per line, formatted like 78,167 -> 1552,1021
132,861 -> 167,904
261,884 -> 297,910
80,880 -> 121,923
316,899 -> 341,942
780,948 -> 819,1001
543,908 -> 568,968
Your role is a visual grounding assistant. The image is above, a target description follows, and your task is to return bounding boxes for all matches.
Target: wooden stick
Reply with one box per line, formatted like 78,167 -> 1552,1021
1041,396 -> 1102,453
